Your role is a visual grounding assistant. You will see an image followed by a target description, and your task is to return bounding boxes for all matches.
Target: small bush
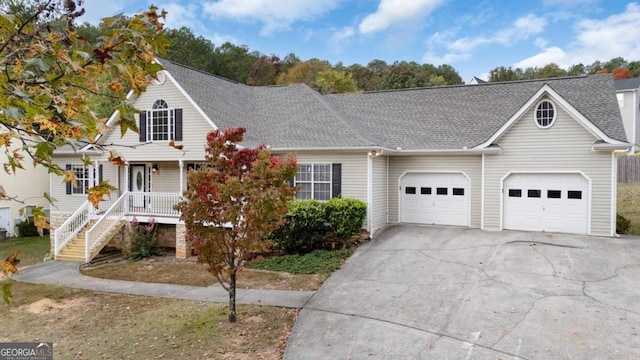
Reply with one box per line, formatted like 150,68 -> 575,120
128,218 -> 160,260
248,248 -> 355,275
272,200 -> 328,254
617,213 -> 631,234
17,220 -> 39,237
325,197 -> 367,238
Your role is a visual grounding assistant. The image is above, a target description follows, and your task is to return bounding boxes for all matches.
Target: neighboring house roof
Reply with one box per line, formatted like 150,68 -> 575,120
614,77 -> 640,91
467,76 -> 487,85
136,59 -> 629,151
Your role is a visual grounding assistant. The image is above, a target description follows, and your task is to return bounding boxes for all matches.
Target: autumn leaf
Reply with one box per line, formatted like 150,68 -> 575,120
87,181 -> 117,208
108,151 -> 127,166
1,252 -> 20,276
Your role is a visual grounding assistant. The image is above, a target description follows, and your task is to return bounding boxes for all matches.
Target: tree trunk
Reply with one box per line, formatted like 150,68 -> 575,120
228,269 -> 237,323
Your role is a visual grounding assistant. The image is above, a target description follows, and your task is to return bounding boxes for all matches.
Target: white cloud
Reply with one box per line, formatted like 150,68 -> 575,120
514,46 -> 568,68
202,0 -> 342,36
513,2 -> 640,69
425,14 -> 547,65
358,0 -> 445,34
327,26 -> 355,53
159,2 -> 200,30
80,1 -> 129,24
534,37 -> 548,48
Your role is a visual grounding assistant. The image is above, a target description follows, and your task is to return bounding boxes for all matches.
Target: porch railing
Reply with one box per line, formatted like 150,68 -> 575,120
85,192 -> 128,262
54,200 -> 97,257
55,191 -> 182,261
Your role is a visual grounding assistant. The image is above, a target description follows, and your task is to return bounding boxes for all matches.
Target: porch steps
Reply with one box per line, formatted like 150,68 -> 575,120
57,220 -> 126,262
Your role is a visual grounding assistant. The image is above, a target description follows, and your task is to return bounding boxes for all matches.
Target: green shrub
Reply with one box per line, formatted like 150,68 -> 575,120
128,218 -> 160,260
325,197 -> 367,238
17,220 -> 39,237
248,248 -> 355,275
617,213 -> 631,234
272,200 -> 328,254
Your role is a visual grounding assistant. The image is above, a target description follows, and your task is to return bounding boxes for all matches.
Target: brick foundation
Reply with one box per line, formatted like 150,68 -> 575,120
48,213 -> 71,254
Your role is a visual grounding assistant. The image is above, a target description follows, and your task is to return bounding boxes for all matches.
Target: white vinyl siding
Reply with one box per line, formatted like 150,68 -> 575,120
370,155 -> 388,235
387,155 -> 482,228
97,74 -> 213,162
483,99 -> 614,236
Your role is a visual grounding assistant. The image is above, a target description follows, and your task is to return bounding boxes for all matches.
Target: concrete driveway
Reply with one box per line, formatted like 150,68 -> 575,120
284,225 -> 640,359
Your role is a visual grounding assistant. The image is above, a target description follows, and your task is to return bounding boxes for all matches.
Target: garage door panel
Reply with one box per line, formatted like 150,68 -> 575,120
401,173 -> 469,226
504,174 -> 588,234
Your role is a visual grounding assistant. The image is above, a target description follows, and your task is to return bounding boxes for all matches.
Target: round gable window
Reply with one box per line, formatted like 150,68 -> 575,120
535,100 -> 556,128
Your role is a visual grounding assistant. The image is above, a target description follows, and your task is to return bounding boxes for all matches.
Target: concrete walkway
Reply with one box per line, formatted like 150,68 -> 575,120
12,260 -> 314,308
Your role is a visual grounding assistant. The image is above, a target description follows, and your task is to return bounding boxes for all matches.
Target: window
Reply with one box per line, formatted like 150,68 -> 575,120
140,100 -> 183,142
295,163 -> 332,200
547,190 -> 561,199
69,164 -> 90,194
535,100 -> 556,128
528,189 -> 541,198
568,190 -> 582,199
420,187 -> 431,195
508,189 -> 522,197
452,188 -> 465,196
436,187 -> 448,195
405,187 -> 416,195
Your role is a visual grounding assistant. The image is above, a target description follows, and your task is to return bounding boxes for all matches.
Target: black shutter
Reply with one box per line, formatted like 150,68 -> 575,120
65,164 -> 72,194
139,112 -> 147,142
286,178 -> 294,187
331,163 -> 341,198
98,164 -> 103,184
174,108 -> 183,141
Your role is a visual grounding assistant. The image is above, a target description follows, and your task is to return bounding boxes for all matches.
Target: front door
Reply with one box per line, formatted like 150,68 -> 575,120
130,165 -> 147,208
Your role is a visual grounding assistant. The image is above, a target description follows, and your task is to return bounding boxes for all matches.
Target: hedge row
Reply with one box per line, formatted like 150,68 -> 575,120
272,198 -> 367,254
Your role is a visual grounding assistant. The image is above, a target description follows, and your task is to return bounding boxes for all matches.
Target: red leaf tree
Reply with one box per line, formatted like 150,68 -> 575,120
175,127 -> 297,322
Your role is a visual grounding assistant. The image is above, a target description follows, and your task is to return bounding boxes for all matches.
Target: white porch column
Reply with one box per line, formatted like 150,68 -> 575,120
125,165 -> 130,192
179,159 -> 184,194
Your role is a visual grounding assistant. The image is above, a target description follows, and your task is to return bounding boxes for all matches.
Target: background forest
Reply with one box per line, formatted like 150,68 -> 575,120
77,23 -> 640,96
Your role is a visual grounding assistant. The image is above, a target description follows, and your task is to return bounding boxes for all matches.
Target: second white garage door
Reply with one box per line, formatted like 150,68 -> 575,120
503,173 -> 588,234
400,172 -> 469,226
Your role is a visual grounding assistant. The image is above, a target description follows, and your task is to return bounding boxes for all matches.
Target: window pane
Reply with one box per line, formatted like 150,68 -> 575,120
420,187 -> 431,195
528,189 -> 541,198
314,164 -> 331,182
508,189 -> 522,197
314,183 -> 331,201
296,183 -> 312,199
547,190 -> 561,199
568,191 -> 582,199
405,187 -> 416,195
452,188 -> 464,196
436,187 -> 448,195
296,164 -> 313,182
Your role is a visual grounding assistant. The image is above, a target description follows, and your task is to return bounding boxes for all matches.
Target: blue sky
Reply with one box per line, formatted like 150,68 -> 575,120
82,0 -> 640,82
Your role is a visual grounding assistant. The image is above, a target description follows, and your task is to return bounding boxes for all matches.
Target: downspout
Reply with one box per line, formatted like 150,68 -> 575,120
367,152 -> 373,234
481,153 -> 485,230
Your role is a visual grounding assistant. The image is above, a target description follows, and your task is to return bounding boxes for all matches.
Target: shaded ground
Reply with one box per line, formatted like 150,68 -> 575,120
1,282 -> 297,359
617,182 -> 640,235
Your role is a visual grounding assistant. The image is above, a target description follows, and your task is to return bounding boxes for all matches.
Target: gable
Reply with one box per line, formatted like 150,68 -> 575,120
98,72 -> 217,162
476,84 -> 628,149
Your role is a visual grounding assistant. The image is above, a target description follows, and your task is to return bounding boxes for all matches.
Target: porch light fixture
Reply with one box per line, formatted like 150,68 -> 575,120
152,163 -> 159,173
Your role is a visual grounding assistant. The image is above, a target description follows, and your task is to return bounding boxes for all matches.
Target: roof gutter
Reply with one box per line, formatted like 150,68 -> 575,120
270,145 -> 502,155
592,142 -> 631,151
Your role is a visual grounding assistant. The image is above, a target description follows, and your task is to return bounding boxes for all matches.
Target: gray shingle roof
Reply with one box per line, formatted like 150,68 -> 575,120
159,59 -> 626,151
614,77 -> 640,91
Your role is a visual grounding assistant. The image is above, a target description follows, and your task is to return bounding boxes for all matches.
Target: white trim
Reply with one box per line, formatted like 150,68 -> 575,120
481,153 -> 485,230
611,151 -> 617,236
179,160 -> 184,194
157,64 -> 219,131
271,146 -> 502,154
476,84 -> 628,149
397,171 -> 471,226
499,170 -> 592,235
367,153 -> 373,233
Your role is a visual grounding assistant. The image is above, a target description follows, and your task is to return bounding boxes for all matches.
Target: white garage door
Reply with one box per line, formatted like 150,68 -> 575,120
400,173 -> 469,226
503,173 -> 588,234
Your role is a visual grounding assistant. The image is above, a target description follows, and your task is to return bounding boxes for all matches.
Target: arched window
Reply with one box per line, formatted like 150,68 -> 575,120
140,99 -> 182,142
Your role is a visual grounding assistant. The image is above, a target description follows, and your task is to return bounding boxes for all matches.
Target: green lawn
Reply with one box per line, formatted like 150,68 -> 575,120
617,183 -> 640,235
0,235 -> 50,267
